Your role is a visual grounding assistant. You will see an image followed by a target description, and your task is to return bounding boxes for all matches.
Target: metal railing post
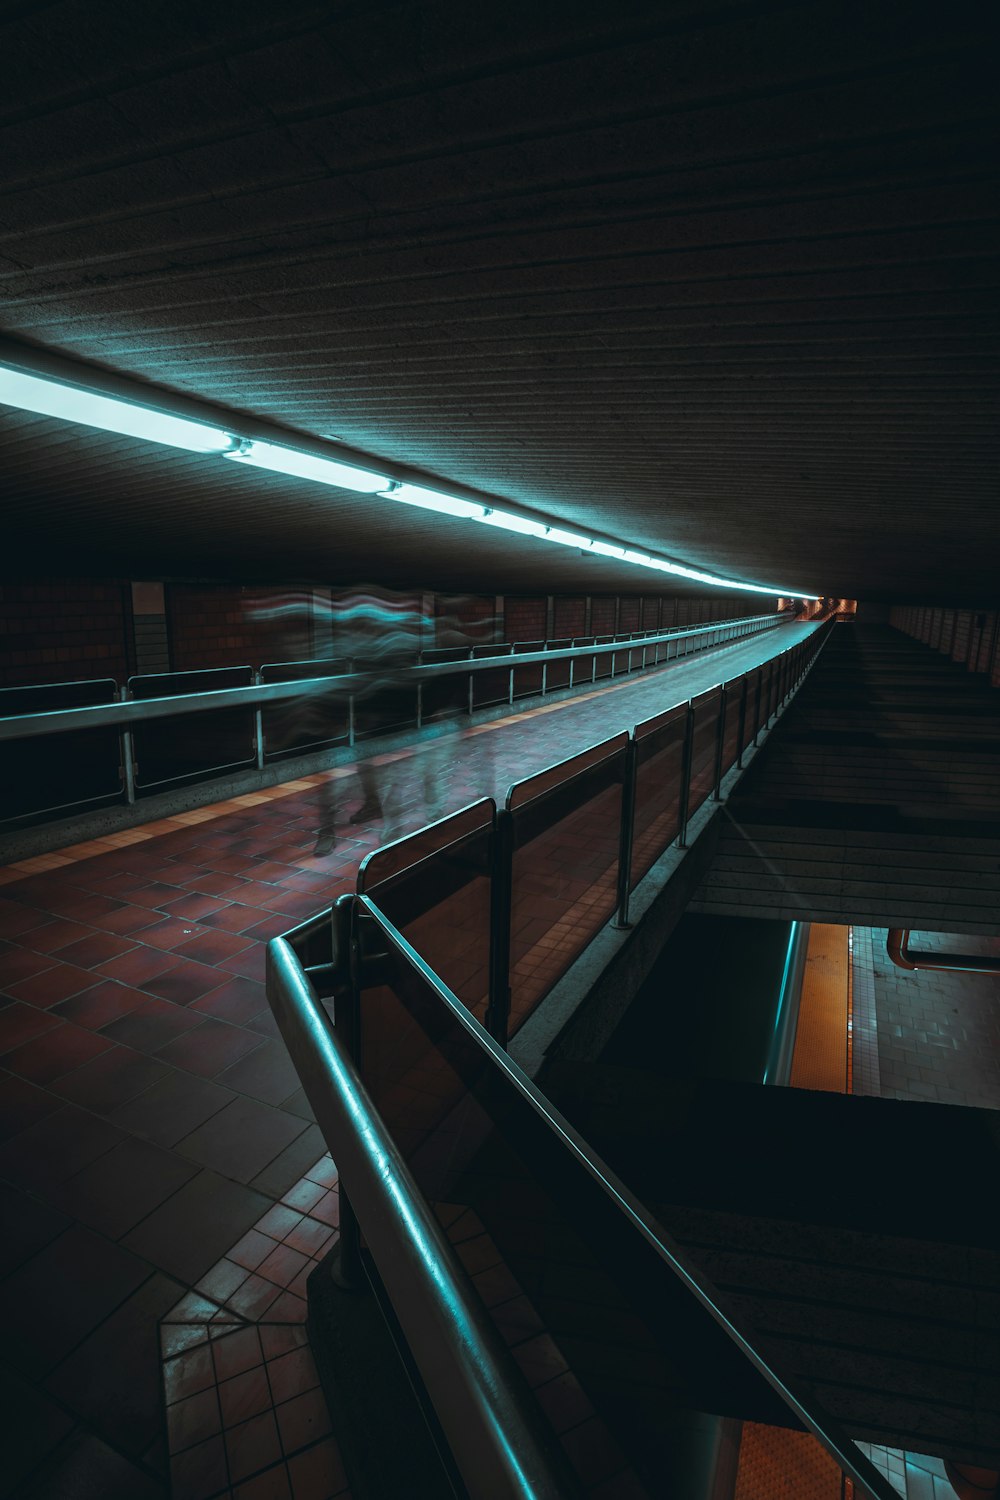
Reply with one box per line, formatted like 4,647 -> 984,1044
735,675 -> 749,769
712,686 -> 728,800
253,670 -> 266,771
613,738 -> 638,928
416,679 -> 423,729
121,730 -> 137,805
333,896 -> 365,1290
677,703 -> 695,849
753,669 -> 764,746
119,683 -> 137,804
486,809 -> 514,1050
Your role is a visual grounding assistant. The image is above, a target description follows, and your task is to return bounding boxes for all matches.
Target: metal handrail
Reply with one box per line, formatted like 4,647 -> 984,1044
0,613 -> 783,743
275,898 -> 898,1500
265,934 -> 580,1500
886,929 -> 1000,975
762,920 -> 812,1085
343,619 -> 832,1040
360,901 -> 900,1500
258,621 -> 881,1495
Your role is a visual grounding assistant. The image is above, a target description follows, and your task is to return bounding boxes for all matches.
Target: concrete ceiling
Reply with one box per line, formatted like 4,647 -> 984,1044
0,0 -> 997,603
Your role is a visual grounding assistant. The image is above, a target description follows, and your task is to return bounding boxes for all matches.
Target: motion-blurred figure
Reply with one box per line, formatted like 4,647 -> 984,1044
313,588 -> 429,853
374,595 -> 500,841
245,587 -> 499,855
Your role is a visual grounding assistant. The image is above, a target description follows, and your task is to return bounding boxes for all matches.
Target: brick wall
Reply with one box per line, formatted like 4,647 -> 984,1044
503,596 -> 547,642
618,597 -> 641,631
590,597 -> 617,634
941,609 -> 956,656
552,596 -> 586,637
973,613 -> 997,675
435,593 -> 497,646
891,605 -> 1000,686
0,580 -> 774,689
951,610 -> 970,664
166,584 -> 319,671
0,581 -> 129,688
640,597 -> 661,630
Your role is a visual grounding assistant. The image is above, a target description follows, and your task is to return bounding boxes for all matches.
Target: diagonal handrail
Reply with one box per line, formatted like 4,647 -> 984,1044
267,896 -> 899,1500
266,932 -> 582,1500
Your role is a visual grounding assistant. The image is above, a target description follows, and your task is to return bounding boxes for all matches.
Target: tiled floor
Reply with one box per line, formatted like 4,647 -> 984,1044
854,1441 -> 964,1499
735,1421 -> 843,1500
161,1154 -> 346,1500
858,928 -> 1000,1110
0,626 -> 816,1498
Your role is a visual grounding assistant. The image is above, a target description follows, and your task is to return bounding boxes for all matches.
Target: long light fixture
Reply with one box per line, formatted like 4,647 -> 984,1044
224,437 -> 388,493
479,509 -> 550,538
0,359 -> 819,598
0,364 -> 236,454
590,540 -> 627,560
379,481 -> 488,519
543,525 -> 594,549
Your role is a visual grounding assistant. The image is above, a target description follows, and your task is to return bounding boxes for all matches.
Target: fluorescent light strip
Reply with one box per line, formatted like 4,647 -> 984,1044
544,526 -> 593,549
225,438 -> 388,493
479,509 -> 550,538
379,482 -> 488,519
0,361 -> 819,597
0,364 -> 236,454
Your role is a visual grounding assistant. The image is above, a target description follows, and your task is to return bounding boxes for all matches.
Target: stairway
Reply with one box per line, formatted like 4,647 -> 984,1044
692,623 -> 1000,932
541,1058 -> 1000,1467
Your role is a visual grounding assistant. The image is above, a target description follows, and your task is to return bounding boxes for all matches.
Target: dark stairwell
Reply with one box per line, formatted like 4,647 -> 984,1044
691,623 -> 1000,933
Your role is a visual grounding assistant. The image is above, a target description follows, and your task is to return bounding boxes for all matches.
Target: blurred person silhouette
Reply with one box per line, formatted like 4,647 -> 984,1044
377,595 -> 500,842
244,588 -> 345,765
312,587 -> 428,854
246,588 -> 498,855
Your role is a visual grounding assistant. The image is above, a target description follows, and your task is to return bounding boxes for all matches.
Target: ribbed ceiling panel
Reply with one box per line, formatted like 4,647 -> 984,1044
0,0 -> 997,601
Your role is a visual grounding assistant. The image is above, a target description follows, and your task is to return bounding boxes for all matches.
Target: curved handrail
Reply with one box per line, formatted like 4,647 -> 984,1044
887,929 -> 1000,975
265,934 -> 580,1500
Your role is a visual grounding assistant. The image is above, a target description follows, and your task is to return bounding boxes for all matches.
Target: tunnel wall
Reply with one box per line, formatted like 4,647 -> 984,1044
0,580 -> 131,687
891,604 -> 1000,687
0,579 -> 770,689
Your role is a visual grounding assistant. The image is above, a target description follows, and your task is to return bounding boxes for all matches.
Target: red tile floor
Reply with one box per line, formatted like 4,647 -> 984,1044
0,626 -> 817,1498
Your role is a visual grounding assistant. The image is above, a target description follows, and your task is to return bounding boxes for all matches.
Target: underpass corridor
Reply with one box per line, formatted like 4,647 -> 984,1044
0,623 -> 814,1499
